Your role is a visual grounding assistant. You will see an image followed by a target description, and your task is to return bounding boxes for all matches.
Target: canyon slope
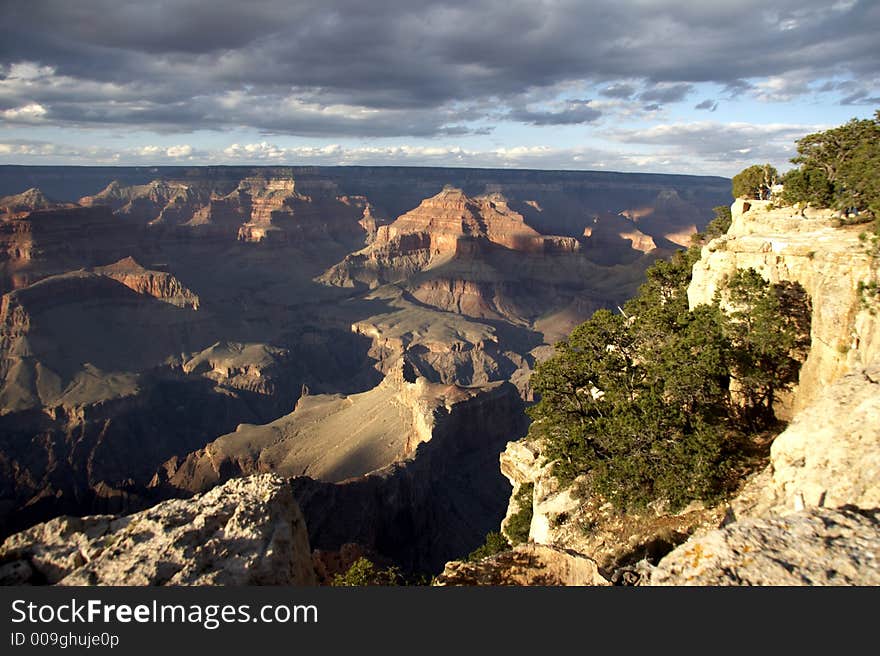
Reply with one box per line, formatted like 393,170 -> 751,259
0,165 -> 727,573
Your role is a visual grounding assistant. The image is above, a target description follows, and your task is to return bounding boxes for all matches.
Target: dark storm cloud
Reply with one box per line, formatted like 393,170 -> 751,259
1,0 -> 878,136
508,100 -> 601,125
695,99 -> 719,111
599,83 -> 636,99
639,83 -> 694,105
821,80 -> 880,106
841,90 -> 880,105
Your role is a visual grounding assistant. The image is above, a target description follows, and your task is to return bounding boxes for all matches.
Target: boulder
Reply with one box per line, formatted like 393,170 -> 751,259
651,507 -> 880,586
0,474 -> 316,586
435,543 -> 610,586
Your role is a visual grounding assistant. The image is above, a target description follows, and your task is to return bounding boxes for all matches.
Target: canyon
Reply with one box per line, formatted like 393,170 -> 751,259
3,174 -> 875,586
0,165 -> 728,576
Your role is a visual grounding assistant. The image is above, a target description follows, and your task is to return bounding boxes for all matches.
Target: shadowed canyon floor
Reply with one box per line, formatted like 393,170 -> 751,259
0,166 -> 727,572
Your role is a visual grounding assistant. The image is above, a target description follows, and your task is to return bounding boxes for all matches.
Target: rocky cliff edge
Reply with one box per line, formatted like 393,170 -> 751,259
0,474 -> 316,585
688,200 -> 880,413
442,201 -> 880,586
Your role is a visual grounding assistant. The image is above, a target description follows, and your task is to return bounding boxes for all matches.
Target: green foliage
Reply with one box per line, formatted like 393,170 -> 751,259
504,483 -> 534,544
859,281 -> 879,315
692,206 -> 732,245
782,111 -> 880,222
467,531 -> 511,561
528,244 -> 811,512
857,232 -> 880,315
732,163 -> 778,200
705,205 -> 733,240
720,270 -> 811,431
330,557 -> 403,586
780,166 -> 833,208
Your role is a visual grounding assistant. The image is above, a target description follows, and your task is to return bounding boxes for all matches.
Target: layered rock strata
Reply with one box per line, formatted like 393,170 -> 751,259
92,257 -> 200,309
157,370 -> 528,573
0,205 -> 135,293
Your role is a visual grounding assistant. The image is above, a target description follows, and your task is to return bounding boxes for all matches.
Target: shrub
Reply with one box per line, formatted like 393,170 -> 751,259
504,483 -> 534,544
732,164 -> 778,200
705,205 -> 732,240
467,531 -> 511,561
719,270 -> 811,431
780,166 -> 833,208
330,557 -> 403,586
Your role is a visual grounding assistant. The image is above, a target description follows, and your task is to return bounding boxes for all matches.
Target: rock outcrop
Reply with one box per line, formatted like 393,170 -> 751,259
79,180 -> 212,225
618,188 -> 703,248
688,200 -> 880,411
651,507 -> 880,586
0,474 -> 315,585
0,188 -> 71,216
285,380 -> 527,573
580,212 -> 658,265
321,187 -> 655,334
81,176 -> 369,252
435,543 -> 609,586
320,187 -> 580,291
496,437 -> 723,573
161,369 -> 468,490
349,286 -> 531,389
733,362 -> 880,516
182,341 -> 289,395
92,257 -> 200,309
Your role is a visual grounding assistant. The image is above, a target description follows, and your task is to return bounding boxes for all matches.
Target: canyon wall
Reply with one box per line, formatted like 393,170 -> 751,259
0,165 -> 727,574
688,200 -> 880,412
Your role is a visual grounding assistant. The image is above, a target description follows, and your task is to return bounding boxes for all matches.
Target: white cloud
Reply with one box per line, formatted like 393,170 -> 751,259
608,120 -> 826,173
2,103 -> 48,121
223,142 -> 288,159
0,120 -> 831,176
165,144 -> 193,158
0,141 -> 61,156
752,75 -> 813,102
137,144 -> 194,159
5,62 -> 55,80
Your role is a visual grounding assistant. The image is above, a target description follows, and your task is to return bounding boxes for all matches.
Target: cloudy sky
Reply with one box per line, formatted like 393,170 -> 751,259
0,0 -> 878,176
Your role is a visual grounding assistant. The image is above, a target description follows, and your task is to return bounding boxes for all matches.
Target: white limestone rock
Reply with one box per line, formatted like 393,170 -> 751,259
0,474 -> 316,586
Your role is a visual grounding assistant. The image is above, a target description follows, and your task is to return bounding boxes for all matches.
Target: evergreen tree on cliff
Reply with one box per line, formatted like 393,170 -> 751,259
529,251 -> 810,510
781,110 -> 880,220
732,163 -> 778,200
